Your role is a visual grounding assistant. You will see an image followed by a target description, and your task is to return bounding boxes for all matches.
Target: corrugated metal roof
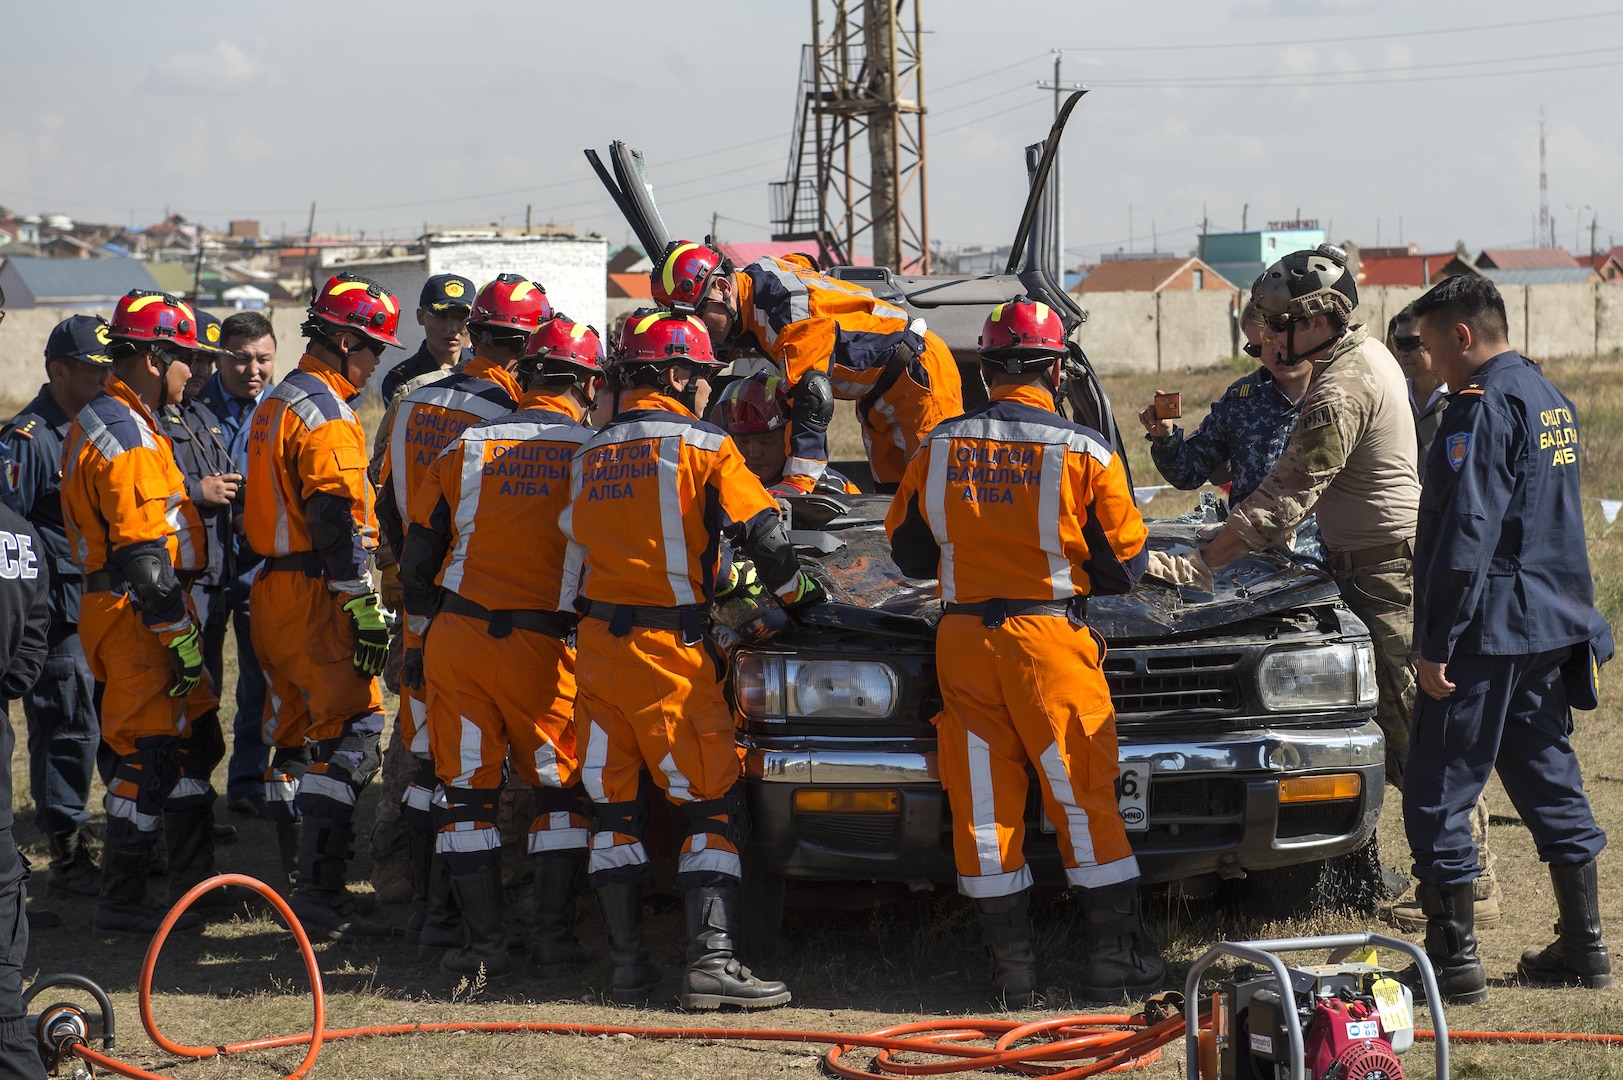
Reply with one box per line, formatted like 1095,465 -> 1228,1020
1480,267 -> 1597,286
3,255 -> 158,302
1476,248 -> 1581,270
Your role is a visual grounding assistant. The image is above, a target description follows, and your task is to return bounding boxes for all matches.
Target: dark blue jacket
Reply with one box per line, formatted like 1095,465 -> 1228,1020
197,371 -> 265,579
0,386 -> 81,633
1414,351 -> 1595,660
160,397 -> 234,589
0,503 -> 52,828
379,342 -> 473,404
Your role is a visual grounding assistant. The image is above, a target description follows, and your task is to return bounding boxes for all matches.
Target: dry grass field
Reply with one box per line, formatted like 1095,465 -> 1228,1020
8,353 -> 1623,1077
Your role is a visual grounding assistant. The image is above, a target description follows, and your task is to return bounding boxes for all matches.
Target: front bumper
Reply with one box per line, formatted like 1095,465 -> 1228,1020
740,720 -> 1385,887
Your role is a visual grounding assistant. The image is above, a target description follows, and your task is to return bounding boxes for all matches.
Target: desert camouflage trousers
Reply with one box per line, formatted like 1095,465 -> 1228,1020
1335,558 -> 1416,790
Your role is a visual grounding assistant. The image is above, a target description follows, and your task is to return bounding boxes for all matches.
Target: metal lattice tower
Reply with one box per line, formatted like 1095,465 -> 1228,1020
770,0 -> 931,273
1539,106 -> 1550,246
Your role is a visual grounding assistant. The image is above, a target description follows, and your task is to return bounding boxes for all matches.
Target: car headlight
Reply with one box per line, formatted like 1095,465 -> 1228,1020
1257,643 -> 1378,710
734,654 -> 899,721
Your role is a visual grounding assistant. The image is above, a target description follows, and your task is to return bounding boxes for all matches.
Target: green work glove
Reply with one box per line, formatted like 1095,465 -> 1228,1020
782,570 -> 827,608
717,560 -> 765,604
165,623 -> 204,699
342,594 -> 390,678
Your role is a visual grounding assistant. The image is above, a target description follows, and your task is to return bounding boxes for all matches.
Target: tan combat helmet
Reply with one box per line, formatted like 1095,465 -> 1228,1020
1251,243 -> 1359,321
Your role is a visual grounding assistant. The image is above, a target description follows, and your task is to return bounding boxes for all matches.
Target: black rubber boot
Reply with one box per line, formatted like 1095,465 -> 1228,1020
972,890 -> 1039,1008
1518,860 -> 1612,988
405,832 -> 464,953
275,821 -> 301,892
163,806 -> 242,917
288,821 -> 388,942
1399,882 -> 1489,1005
596,881 -> 663,1005
93,840 -> 202,937
46,829 -> 101,900
531,851 -> 592,976
441,866 -> 513,981
679,886 -> 791,1010
1077,880 -> 1166,1004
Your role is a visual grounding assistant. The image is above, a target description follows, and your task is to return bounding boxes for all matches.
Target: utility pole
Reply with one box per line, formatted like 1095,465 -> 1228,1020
525,204 -> 533,235
1539,107 -> 1550,247
1241,203 -> 1249,232
1037,50 -> 1085,279
303,201 -> 317,301
712,211 -> 720,244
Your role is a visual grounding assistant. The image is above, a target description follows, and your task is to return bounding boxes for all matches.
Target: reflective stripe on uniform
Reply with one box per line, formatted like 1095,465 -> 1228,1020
924,441 -> 955,603
656,751 -> 692,801
589,833 -> 649,874
528,824 -> 590,853
436,827 -> 501,855
679,834 -> 742,879
533,737 -> 563,789
454,716 -> 483,787
1038,741 -> 1094,866
966,730 -> 1001,876
1063,857 -> 1141,890
959,865 -> 1034,898
440,430 -> 488,594
388,385 -> 511,513
657,435 -> 692,605
581,721 -> 608,802
1038,444 -> 1073,599
300,770 -> 357,806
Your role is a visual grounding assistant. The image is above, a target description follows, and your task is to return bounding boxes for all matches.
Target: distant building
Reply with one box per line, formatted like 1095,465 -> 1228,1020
1070,255 -> 1237,300
1198,220 -> 1326,293
1475,248 -> 1581,270
1353,246 -> 1462,287
1591,246 -> 1623,283
0,255 -> 159,309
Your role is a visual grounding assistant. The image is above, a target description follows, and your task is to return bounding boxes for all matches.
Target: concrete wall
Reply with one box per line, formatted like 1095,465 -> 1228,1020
1075,281 -> 1623,374
0,304 -> 306,407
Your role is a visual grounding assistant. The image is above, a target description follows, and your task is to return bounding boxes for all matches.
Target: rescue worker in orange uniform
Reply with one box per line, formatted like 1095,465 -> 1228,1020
244,273 -> 401,940
709,371 -> 861,495
885,297 -> 1165,1006
399,316 -> 602,981
563,311 -> 824,1008
60,290 -> 219,936
377,274 -> 544,957
651,241 -> 962,493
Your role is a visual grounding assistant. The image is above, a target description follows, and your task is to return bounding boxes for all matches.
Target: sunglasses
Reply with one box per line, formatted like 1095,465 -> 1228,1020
1242,342 -> 1263,359
1392,335 -> 1423,352
1262,314 -> 1296,334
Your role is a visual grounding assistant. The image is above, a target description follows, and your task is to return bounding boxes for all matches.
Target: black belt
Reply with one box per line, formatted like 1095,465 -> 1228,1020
262,552 -> 324,576
944,596 -> 1088,629
581,600 -> 710,644
438,591 -> 575,640
1330,540 -> 1413,573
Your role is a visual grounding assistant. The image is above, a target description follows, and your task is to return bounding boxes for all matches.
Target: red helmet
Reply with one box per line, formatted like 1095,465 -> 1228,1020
712,372 -> 790,435
468,273 -> 551,337
307,273 -> 404,349
524,316 -> 604,374
107,291 -> 218,356
651,241 -> 728,314
617,311 -> 721,367
978,295 -> 1067,370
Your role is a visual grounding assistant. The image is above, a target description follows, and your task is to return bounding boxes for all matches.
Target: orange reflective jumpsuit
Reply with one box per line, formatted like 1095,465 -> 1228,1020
244,355 -> 384,825
401,391 -> 591,872
563,389 -> 803,887
885,383 -> 1149,898
61,377 -> 216,842
376,358 -> 518,832
733,255 -> 963,490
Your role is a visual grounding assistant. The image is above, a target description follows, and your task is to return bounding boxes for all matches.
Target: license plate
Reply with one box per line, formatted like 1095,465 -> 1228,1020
1038,761 -> 1151,833
1117,761 -> 1150,832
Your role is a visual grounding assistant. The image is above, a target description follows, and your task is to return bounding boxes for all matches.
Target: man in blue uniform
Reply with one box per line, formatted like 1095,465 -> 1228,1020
199,311 -> 276,816
0,495 -> 52,1079
378,274 -> 476,404
0,316 -> 110,914
1405,274 -> 1610,1003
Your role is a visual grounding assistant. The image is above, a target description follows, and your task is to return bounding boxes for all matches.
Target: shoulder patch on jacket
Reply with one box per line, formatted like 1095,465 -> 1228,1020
1302,405 -> 1334,430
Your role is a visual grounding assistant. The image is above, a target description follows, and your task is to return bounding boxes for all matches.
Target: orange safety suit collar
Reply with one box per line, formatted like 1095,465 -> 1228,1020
103,375 -> 164,434
297,353 -> 362,402
465,355 -> 523,403
617,387 -> 697,420
516,388 -> 587,422
986,382 -> 1061,413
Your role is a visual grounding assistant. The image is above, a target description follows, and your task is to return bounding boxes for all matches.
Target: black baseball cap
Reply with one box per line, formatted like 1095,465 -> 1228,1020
44,315 -> 114,366
420,273 -> 476,313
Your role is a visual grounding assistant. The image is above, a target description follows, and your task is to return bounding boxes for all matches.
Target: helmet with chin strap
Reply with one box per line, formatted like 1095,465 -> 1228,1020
978,296 -> 1068,373
106,290 -> 225,364
468,274 -> 551,343
305,273 -> 404,350
651,240 -> 730,316
1251,244 -> 1358,364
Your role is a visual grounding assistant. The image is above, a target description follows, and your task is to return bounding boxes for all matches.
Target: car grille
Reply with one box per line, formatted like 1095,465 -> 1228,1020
1104,651 -> 1244,715
796,812 -> 901,853
1277,799 -> 1361,839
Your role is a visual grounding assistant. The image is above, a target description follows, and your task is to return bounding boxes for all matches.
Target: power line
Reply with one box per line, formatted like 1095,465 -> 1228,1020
931,51 -> 1049,93
931,97 -> 1046,137
1062,9 -> 1623,53
1087,55 -> 1623,91
1086,44 -> 1623,87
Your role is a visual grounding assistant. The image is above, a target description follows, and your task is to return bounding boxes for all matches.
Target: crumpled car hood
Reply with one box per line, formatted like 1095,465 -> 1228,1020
794,496 -> 1340,643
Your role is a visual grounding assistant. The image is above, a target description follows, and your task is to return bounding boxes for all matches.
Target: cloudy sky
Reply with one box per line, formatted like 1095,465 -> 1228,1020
2,0 -> 1619,264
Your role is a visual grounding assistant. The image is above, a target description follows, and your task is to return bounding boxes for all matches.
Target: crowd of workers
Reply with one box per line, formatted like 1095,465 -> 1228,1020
0,235 -> 1612,1072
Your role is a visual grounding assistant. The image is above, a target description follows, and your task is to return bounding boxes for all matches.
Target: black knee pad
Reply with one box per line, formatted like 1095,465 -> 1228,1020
535,784 -> 588,818
677,784 -> 749,848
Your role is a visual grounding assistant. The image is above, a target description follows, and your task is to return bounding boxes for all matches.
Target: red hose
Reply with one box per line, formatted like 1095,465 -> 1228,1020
59,873 -> 1623,1080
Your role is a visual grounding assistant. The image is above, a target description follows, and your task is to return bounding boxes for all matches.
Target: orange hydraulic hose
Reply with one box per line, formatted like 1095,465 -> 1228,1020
57,873 -> 1623,1080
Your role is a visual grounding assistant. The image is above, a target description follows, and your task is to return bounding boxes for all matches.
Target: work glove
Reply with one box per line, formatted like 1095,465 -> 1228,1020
400,647 -> 425,693
342,593 -> 391,678
1143,549 -> 1215,592
163,622 -> 204,699
781,570 -> 828,609
716,560 -> 765,604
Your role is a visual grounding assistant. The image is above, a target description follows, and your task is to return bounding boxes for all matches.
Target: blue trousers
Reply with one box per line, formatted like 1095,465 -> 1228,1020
0,833 -> 45,1079
199,577 -> 269,803
20,632 -> 97,836
1404,647 -> 1606,885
